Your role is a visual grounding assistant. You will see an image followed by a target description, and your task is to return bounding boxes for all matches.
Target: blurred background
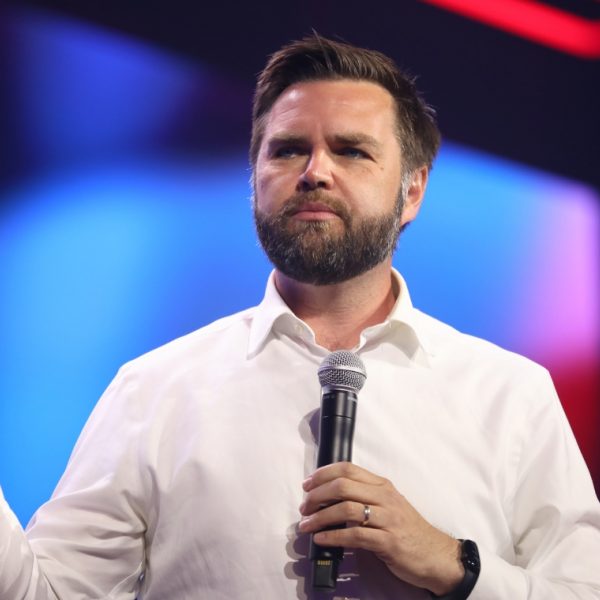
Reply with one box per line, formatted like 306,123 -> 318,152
0,0 -> 598,525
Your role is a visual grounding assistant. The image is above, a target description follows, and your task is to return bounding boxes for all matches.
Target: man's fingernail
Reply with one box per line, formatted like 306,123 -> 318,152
302,476 -> 313,490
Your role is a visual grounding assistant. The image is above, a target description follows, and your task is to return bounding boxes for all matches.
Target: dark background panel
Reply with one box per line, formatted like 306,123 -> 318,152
1,0 -> 599,191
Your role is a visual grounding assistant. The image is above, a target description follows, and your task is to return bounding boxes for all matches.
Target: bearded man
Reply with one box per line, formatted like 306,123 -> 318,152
1,35 -> 599,600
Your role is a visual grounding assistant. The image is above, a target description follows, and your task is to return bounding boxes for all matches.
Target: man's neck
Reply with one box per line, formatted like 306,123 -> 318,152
274,261 -> 397,351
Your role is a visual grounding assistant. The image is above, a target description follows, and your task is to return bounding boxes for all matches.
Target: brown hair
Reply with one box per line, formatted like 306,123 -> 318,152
250,34 -> 441,173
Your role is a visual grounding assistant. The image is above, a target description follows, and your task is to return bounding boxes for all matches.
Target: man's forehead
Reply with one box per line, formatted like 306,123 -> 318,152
272,79 -> 394,110
262,79 -> 397,136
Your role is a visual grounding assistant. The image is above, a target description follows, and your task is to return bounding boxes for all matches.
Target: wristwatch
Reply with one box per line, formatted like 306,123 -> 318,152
432,539 -> 480,600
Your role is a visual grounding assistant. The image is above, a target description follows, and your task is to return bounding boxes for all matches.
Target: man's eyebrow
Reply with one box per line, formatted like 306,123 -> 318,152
333,133 -> 382,151
265,132 -> 383,151
266,134 -> 308,147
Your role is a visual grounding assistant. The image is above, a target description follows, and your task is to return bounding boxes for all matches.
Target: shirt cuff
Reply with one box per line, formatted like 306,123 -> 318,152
468,545 -> 528,600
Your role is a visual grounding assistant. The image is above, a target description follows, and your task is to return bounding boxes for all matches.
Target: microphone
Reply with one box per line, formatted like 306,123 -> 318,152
309,350 -> 367,591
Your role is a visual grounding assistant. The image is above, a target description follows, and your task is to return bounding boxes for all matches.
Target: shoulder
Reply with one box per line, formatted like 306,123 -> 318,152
79,306 -> 260,443
412,307 -> 555,394
111,306 -> 257,391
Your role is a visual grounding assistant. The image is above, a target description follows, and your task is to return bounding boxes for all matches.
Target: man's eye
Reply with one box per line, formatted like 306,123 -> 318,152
340,147 -> 368,159
274,147 -> 302,159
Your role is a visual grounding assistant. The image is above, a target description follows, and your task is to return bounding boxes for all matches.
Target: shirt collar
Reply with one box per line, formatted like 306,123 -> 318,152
247,269 -> 433,361
385,269 -> 434,356
247,271 -> 304,358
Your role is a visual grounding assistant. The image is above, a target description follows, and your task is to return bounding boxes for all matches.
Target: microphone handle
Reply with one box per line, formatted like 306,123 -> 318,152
316,389 -> 357,466
310,389 -> 357,590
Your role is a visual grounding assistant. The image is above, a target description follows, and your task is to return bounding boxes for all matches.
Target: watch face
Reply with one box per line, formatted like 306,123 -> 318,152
462,540 -> 481,573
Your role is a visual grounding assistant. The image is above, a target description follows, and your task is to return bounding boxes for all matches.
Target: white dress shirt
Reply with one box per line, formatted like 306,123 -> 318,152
1,270 -> 599,599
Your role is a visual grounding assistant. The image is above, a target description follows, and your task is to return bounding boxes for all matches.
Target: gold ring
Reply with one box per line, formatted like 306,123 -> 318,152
361,504 -> 371,526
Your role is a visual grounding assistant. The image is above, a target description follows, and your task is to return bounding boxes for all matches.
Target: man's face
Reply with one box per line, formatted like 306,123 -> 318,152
253,79 -> 417,285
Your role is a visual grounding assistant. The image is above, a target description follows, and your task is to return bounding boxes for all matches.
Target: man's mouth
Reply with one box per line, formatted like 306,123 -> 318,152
289,202 -> 339,221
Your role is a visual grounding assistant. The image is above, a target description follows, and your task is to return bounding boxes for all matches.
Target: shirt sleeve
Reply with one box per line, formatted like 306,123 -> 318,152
470,369 -> 600,599
1,367 -> 149,600
0,486 -> 59,600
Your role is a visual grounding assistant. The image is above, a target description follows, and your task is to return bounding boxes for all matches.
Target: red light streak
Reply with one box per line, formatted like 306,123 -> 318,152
423,0 -> 600,59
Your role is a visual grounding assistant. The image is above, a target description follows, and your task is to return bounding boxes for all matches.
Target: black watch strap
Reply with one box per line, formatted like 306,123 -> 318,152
432,539 -> 480,600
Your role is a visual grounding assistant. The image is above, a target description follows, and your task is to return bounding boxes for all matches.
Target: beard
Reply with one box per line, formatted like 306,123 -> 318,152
253,190 -> 404,286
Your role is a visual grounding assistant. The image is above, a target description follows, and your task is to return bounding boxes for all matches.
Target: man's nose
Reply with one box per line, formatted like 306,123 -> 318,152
297,150 -> 334,192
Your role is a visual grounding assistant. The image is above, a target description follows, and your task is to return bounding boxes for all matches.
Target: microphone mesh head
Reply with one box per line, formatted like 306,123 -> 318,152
318,350 -> 367,393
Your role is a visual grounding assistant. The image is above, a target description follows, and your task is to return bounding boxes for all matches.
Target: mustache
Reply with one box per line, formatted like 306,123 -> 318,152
279,191 -> 351,223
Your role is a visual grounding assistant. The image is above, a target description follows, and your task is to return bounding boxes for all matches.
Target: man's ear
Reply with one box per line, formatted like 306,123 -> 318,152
400,166 -> 428,226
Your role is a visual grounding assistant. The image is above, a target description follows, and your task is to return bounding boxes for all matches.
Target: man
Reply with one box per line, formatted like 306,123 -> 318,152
1,35 -> 599,599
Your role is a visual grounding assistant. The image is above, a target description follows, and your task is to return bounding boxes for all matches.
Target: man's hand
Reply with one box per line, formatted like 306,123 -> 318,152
298,462 -> 464,596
